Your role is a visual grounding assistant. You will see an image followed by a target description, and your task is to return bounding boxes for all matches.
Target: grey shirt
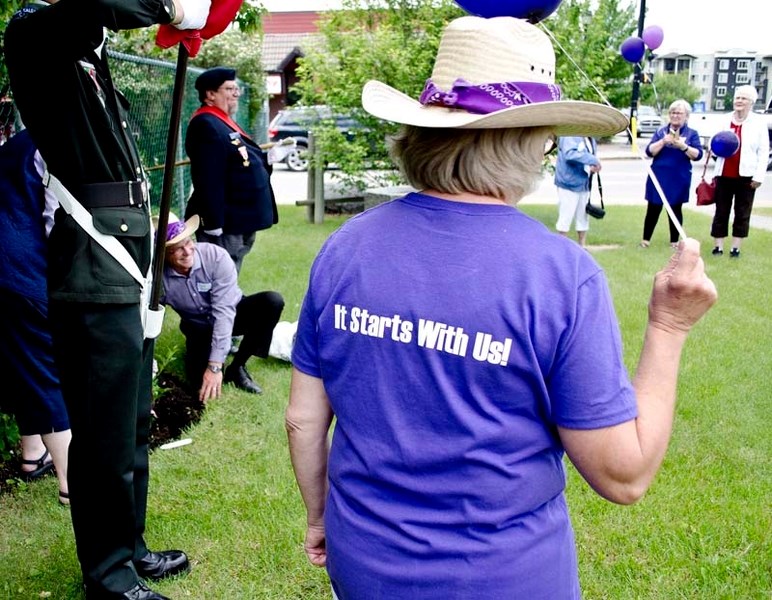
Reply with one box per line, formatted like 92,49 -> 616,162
161,242 -> 243,363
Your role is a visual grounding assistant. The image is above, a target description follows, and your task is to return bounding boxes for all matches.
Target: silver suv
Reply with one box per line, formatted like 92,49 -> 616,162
267,106 -> 362,171
620,105 -> 664,137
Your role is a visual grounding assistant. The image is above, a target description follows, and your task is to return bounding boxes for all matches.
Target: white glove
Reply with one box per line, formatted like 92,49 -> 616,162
174,0 -> 212,30
267,138 -> 297,165
204,228 -> 223,236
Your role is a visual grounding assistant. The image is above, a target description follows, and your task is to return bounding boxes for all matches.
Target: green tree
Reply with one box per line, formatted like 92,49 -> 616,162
0,0 -> 30,87
639,72 -> 701,112
542,0 -> 637,107
293,0 -> 464,182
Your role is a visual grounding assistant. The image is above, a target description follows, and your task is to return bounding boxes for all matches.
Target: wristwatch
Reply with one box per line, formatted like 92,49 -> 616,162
681,145 -> 689,153
162,0 -> 177,23
207,364 -> 222,374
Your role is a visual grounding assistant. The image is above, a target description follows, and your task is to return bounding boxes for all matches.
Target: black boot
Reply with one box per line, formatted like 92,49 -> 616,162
224,364 -> 263,394
134,549 -> 190,581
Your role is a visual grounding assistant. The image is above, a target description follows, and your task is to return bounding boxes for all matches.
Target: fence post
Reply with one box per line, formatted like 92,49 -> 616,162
305,132 -> 316,223
313,138 -> 325,225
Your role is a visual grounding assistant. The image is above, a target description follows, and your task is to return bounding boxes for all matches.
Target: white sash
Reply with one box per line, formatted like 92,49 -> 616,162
43,169 -> 165,339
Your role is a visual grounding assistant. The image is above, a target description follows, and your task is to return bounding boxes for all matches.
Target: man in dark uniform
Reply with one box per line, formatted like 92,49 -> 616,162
184,66 -> 278,274
4,1 -> 211,598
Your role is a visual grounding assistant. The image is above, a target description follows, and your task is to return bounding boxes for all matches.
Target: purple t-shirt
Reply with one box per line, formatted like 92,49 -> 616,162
293,193 -> 637,599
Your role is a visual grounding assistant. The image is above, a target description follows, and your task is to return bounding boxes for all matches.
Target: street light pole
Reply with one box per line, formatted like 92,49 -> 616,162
629,0 -> 646,151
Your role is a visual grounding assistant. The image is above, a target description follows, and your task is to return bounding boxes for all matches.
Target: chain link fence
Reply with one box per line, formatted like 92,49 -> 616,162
1,50 -> 267,217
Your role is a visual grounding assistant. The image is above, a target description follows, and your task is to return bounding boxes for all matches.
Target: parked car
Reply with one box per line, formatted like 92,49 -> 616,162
267,106 -> 364,171
620,105 -> 664,137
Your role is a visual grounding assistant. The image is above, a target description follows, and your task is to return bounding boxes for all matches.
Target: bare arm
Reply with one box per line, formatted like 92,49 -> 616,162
559,238 -> 717,504
286,368 -> 334,566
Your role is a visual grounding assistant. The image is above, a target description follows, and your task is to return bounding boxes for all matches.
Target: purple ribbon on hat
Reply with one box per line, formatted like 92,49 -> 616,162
166,220 -> 186,242
419,78 -> 562,114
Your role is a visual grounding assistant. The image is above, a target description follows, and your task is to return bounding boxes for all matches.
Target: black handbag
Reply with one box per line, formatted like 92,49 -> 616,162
586,172 -> 606,219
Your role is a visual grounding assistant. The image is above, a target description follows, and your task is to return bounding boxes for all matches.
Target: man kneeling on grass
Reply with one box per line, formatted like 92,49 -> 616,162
161,215 -> 284,402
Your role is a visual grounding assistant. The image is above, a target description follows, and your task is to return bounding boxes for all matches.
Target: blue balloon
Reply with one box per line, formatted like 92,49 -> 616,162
711,130 -> 740,158
454,0 -> 564,23
620,36 -> 646,64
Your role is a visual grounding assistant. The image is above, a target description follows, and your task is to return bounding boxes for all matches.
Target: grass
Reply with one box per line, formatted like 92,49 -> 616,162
1,204 -> 770,600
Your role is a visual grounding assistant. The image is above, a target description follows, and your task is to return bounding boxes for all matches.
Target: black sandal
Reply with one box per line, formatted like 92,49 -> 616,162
20,450 -> 54,481
59,490 -> 70,506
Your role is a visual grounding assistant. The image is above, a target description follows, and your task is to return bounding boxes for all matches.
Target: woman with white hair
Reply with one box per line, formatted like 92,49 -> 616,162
640,99 -> 703,248
286,16 -> 717,599
710,84 -> 770,258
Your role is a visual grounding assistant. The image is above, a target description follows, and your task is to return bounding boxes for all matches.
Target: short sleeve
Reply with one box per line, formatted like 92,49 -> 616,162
548,271 -> 638,429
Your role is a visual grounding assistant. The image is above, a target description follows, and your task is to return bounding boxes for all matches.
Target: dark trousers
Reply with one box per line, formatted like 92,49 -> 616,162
50,301 -> 152,594
711,176 -> 756,239
642,202 -> 684,244
180,291 -> 284,387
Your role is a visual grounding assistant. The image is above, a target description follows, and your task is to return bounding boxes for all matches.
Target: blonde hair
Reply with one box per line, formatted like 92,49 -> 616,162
388,126 -> 553,204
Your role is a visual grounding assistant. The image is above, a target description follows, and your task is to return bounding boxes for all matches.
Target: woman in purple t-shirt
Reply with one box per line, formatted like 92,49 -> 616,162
287,16 -> 717,600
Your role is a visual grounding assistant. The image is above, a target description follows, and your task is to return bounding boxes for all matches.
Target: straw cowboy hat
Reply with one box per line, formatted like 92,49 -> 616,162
361,16 -> 628,137
153,213 -> 200,246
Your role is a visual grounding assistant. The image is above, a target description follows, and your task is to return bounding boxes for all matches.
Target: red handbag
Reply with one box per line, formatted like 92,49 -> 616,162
695,150 -> 716,206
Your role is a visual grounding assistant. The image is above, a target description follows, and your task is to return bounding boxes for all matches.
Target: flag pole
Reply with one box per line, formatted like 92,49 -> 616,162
150,44 -> 189,310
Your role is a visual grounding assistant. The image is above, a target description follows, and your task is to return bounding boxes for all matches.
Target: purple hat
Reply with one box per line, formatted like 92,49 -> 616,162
165,215 -> 200,246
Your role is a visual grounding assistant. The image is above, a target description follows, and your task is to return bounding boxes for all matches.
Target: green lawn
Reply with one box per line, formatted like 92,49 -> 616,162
1,204 -> 769,600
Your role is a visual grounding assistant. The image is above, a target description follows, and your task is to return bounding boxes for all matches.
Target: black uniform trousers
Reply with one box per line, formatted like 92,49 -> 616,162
49,301 -> 153,593
180,291 -> 284,387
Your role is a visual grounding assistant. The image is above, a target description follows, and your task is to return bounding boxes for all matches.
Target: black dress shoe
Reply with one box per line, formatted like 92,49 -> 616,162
86,581 -> 170,600
224,364 -> 263,394
134,549 -> 190,581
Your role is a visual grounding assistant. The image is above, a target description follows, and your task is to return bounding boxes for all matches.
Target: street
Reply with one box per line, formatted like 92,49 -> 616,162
270,143 -> 772,211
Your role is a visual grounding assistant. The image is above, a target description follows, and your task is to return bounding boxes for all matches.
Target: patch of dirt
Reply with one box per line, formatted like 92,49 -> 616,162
0,371 -> 201,496
149,372 -> 205,450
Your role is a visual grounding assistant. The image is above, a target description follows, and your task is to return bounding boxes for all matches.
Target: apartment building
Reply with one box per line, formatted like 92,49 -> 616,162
650,49 -> 772,112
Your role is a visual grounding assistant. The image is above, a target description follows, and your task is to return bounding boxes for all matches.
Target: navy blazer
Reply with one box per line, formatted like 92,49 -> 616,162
185,112 -> 278,235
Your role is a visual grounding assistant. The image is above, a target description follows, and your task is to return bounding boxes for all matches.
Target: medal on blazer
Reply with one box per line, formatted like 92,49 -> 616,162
229,132 -> 250,166
238,145 -> 249,166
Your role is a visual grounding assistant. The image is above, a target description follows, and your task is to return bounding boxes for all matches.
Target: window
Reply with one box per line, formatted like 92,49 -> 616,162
714,99 -> 725,110
704,61 -> 709,68
702,74 -> 708,82
677,59 -> 690,72
718,59 -> 729,70
735,73 -> 751,84
716,86 -> 727,97
737,59 -> 750,71
664,58 -> 676,72
717,73 -> 728,83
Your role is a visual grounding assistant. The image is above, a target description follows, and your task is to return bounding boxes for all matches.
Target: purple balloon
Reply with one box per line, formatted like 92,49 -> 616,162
454,0 -> 564,23
620,36 -> 646,63
642,25 -> 664,50
711,130 -> 740,158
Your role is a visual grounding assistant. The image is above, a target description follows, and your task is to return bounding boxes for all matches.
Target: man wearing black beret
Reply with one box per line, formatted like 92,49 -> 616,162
184,66 -> 278,274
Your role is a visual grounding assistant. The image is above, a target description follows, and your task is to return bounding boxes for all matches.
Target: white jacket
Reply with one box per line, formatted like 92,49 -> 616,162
712,111 -> 770,183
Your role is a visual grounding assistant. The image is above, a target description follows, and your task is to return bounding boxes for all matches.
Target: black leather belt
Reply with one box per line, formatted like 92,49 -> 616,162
77,181 -> 145,208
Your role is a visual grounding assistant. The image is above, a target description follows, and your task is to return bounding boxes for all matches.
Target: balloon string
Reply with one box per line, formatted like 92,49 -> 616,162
540,23 -> 688,240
